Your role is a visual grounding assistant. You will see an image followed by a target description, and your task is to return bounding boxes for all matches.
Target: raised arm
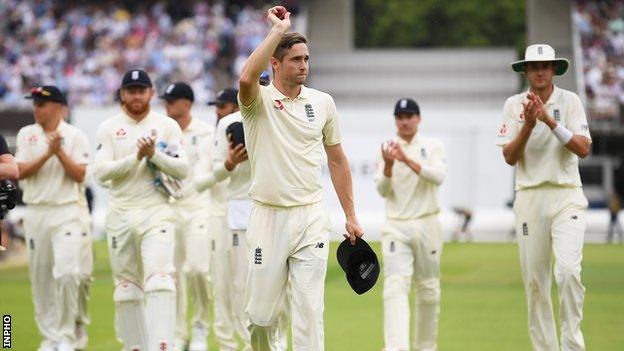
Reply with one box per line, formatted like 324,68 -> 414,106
238,6 -> 291,106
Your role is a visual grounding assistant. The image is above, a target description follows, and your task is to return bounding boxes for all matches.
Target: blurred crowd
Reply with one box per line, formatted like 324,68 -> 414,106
575,0 -> 624,123
0,0 -> 300,107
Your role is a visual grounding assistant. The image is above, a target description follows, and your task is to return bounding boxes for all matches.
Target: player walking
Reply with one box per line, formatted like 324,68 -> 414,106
17,86 -> 90,351
238,6 -> 364,350
497,44 -> 591,351
160,82 -> 214,351
94,70 -> 189,351
195,87 -> 243,351
375,98 -> 447,351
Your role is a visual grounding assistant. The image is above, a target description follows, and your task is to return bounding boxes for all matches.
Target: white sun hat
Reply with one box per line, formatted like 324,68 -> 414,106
510,44 -> 570,76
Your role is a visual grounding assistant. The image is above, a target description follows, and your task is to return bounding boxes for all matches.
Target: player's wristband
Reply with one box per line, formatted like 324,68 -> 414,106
552,123 -> 573,145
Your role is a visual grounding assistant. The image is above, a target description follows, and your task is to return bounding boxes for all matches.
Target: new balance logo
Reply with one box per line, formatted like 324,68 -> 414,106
315,242 -> 324,249
254,247 -> 263,265
522,223 -> 529,236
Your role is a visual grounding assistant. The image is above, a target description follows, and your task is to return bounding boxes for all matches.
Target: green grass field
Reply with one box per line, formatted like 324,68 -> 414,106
1,241 -> 623,350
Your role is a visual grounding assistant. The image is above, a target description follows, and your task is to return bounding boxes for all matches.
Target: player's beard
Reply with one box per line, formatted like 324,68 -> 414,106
124,100 -> 150,115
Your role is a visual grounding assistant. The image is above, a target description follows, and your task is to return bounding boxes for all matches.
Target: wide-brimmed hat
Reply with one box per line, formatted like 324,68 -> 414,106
510,44 -> 569,76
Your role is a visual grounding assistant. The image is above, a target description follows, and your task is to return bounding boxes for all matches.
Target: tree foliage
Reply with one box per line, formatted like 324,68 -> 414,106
354,0 -> 526,48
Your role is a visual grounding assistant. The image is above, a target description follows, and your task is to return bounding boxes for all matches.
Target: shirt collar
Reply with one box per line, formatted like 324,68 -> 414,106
545,85 -> 562,106
268,82 -> 310,101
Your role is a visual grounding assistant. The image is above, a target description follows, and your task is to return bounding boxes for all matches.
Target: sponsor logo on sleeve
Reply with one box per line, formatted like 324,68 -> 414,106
498,122 -> 508,136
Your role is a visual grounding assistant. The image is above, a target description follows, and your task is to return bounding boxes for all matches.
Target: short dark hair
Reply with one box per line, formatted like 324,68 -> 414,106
273,32 -> 308,60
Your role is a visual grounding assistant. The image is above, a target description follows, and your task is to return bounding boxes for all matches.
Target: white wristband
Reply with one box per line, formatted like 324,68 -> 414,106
552,123 -> 573,145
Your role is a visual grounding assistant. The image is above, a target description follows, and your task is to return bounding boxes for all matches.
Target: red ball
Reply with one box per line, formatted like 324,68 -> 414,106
275,7 -> 287,20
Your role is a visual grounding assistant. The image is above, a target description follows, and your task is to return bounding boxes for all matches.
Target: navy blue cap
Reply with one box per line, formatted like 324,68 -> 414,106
160,82 -> 194,102
25,85 -> 67,105
121,69 -> 152,88
208,88 -> 239,106
336,237 -> 380,295
394,98 -> 420,116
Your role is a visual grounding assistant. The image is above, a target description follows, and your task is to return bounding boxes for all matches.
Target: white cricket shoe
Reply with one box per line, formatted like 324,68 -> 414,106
74,323 -> 88,350
188,326 -> 208,351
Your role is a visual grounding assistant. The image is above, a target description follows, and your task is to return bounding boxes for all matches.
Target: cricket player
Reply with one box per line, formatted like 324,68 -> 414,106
16,85 -> 90,351
160,82 -> 214,351
375,98 -> 446,351
497,44 -> 592,351
238,6 -> 364,350
196,87 -> 246,350
93,69 -> 189,351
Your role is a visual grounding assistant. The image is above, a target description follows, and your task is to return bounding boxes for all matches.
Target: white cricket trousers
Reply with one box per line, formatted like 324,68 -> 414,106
514,186 -> 587,351
245,201 -> 330,351
106,204 -> 177,351
211,214 -> 252,350
381,214 -> 443,351
77,207 -> 94,337
24,203 -> 83,349
173,204 -> 212,342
